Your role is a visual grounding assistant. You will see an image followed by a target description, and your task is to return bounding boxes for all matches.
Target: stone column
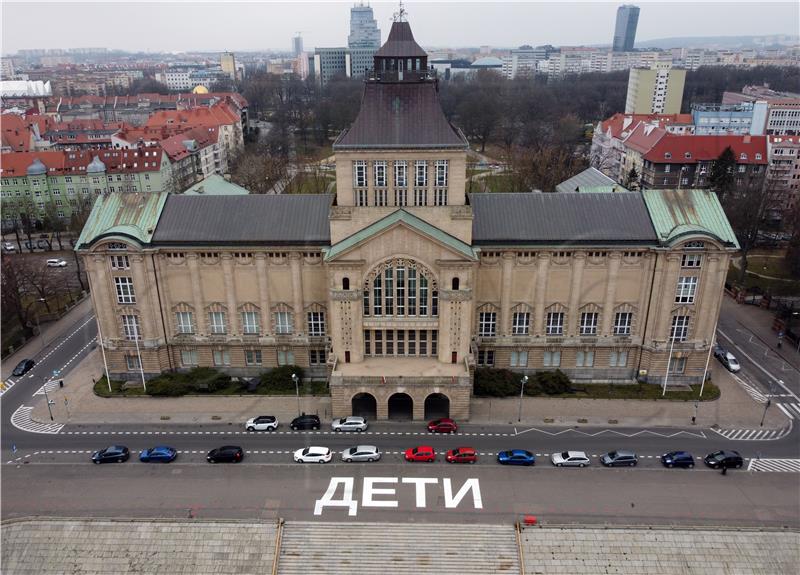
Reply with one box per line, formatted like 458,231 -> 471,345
533,254 -> 550,335
290,252 -> 305,335
187,254 -> 205,333
695,254 -> 721,343
567,253 -> 586,336
255,255 -> 271,335
148,255 -> 170,344
499,252 -> 514,336
221,254 -> 238,335
601,253 -> 621,335
130,254 -> 155,342
655,254 -> 683,340
88,255 -> 117,343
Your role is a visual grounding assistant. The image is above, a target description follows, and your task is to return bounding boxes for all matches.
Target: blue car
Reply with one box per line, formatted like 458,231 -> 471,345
661,451 -> 695,469
497,449 -> 536,466
139,446 -> 178,463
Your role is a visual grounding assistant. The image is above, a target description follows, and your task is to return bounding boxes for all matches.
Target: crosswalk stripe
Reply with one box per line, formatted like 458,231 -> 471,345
10,406 -> 64,434
785,403 -> 800,418
777,404 -> 795,419
748,459 -> 800,473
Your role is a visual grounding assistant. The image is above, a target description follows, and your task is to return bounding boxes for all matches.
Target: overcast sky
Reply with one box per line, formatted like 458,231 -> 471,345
2,1 -> 798,54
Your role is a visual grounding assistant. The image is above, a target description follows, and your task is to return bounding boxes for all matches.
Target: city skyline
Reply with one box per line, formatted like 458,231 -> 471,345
2,1 -> 798,54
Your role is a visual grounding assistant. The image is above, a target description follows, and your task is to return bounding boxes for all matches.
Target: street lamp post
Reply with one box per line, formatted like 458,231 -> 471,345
42,377 -> 54,421
291,373 -> 300,416
518,375 -> 529,422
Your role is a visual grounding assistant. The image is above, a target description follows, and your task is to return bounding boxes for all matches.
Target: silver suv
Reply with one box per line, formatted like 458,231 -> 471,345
331,416 -> 368,432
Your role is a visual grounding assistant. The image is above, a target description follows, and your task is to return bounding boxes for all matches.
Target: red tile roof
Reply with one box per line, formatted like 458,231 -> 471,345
643,135 -> 768,164
159,126 -> 219,162
1,146 -> 164,177
600,112 -> 693,139
143,101 -> 240,131
1,114 -> 34,152
622,122 -> 668,154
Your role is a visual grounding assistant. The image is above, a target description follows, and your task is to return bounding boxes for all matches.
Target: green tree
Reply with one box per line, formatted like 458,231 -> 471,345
708,146 -> 736,204
625,167 -> 640,191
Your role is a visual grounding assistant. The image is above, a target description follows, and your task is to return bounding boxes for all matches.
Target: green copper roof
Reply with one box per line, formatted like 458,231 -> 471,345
642,189 -> 739,249
183,174 -> 249,195
324,209 -> 477,262
76,192 -> 169,249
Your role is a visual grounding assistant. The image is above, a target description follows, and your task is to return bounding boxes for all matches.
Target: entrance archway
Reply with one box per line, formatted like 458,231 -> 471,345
351,393 -> 377,419
388,393 -> 413,420
424,393 -> 450,419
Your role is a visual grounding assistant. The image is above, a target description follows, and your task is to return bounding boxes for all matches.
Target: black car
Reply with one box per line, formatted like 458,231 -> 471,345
703,450 -> 744,469
661,451 -> 695,469
11,359 -> 35,377
290,414 -> 321,430
600,450 -> 638,467
91,445 -> 130,464
207,446 -> 244,463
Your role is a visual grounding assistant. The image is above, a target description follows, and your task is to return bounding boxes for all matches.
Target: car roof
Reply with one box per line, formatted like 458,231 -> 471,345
612,450 -> 636,457
355,445 -> 377,451
219,445 -> 241,451
307,446 -> 329,452
510,449 -> 531,455
567,451 -> 587,457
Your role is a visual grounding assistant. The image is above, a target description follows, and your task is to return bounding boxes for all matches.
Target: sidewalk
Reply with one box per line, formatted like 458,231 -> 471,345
2,296 -> 93,381
721,295 -> 800,373
31,348 -> 789,429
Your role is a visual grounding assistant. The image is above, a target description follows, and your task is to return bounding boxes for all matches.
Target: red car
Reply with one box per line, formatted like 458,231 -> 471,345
446,447 -> 477,464
405,445 -> 436,462
427,418 -> 458,434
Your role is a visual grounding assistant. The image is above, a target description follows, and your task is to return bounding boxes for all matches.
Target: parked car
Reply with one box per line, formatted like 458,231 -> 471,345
294,446 -> 332,463
551,451 -> 591,467
600,450 -> 638,467
661,451 -> 695,469
206,446 -> 244,463
91,445 -> 130,464
245,415 -> 278,431
332,416 -> 368,432
713,345 -> 741,373
290,414 -> 321,430
46,258 -> 67,268
427,418 -> 458,434
139,446 -> 177,463
704,450 -> 744,469
497,449 -> 536,466
2,242 -> 15,252
340,445 -> 381,463
405,445 -> 436,462
11,359 -> 35,377
446,447 -> 477,464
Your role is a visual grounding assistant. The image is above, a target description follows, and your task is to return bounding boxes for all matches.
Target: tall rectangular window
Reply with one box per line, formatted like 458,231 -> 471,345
681,254 -> 702,268
126,355 -> 141,370
431,330 -> 438,355
668,355 -> 686,374
478,312 -> 497,337
432,290 -> 438,316
435,159 -> 448,187
364,330 -> 371,355
114,277 -> 135,304
407,269 -> 417,315
242,311 -> 260,334
408,330 -> 417,355
419,276 -> 428,316
477,350 -> 495,366
395,188 -> 407,206
512,312 -> 530,335
609,350 -> 628,367
414,160 -> 427,187
363,288 -> 370,316
277,350 -> 295,366
396,267 -> 405,316
385,330 -> 394,355
374,188 -> 387,206
307,311 -> 326,336
576,350 -> 594,367
670,315 -> 690,342
546,312 -> 564,335
394,160 -> 407,188
434,189 -> 447,205
245,350 -> 262,366
180,350 -> 198,366
675,276 -> 698,304
373,275 -> 382,315
110,255 -> 129,270
122,315 -> 141,341
275,311 -> 293,334
168,309 -> 191,334
510,350 -> 528,367
374,160 -> 387,188
543,350 -> 561,367
614,312 -> 632,335
357,189 -> 368,207
414,188 -> 427,206
213,350 -> 231,366
396,330 -> 405,355
374,330 -> 383,355
580,312 -> 598,335
353,160 -> 367,188
209,311 -> 226,334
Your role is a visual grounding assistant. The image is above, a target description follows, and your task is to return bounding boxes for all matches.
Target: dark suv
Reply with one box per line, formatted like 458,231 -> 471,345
600,450 -> 638,467
290,414 -> 321,430
704,450 -> 744,469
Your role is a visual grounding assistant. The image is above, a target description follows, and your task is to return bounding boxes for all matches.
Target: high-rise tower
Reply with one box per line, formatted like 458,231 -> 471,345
612,5 -> 640,52
348,3 -> 381,49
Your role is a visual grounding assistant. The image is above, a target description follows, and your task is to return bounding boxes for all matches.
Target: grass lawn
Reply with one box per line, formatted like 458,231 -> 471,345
469,174 -> 521,193
727,263 -> 800,296
286,173 -> 334,194
745,255 -> 797,280
94,375 -> 329,397
543,381 -> 720,402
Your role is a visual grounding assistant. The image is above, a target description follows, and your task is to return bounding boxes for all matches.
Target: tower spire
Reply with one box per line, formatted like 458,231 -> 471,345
392,1 -> 406,22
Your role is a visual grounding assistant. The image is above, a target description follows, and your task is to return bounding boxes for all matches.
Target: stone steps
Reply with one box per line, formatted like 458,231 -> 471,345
277,521 -> 520,575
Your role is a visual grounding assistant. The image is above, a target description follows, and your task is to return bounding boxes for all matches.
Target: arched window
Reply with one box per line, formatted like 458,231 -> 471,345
342,277 -> 350,290
362,259 -> 437,318
451,277 -> 460,291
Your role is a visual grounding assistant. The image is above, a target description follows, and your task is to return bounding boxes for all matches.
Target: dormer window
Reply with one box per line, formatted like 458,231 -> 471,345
684,152 -> 691,159
664,152 -> 672,159
740,153 -> 747,160
755,153 -> 762,160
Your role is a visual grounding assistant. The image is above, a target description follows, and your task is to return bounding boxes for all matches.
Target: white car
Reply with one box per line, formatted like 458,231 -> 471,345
331,416 -> 368,432
714,346 -> 741,373
2,242 -> 15,252
46,258 -> 67,267
551,451 -> 591,467
245,415 -> 278,431
293,446 -> 332,463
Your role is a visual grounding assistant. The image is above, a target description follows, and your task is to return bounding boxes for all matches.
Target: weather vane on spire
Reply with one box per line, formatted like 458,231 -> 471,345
392,1 -> 406,22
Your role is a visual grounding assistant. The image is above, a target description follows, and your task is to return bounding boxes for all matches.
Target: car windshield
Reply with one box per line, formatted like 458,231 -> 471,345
712,452 -> 725,461
348,447 -> 357,454
561,452 -> 569,458
608,451 -> 618,459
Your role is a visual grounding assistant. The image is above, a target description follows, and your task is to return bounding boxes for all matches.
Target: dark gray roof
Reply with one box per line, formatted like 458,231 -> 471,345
334,81 -> 468,149
152,194 -> 332,245
374,21 -> 427,58
555,167 -> 622,194
470,193 -> 658,245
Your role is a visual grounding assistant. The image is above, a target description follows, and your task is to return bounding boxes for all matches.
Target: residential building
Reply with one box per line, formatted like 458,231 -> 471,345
292,35 -> 304,57
723,85 -> 800,135
625,66 -> 686,115
309,48 -> 349,86
691,102 -> 768,136
1,57 -> 15,79
43,119 -> 128,149
501,45 -> 554,79
766,135 -> 800,221
612,5 -> 640,52
220,52 -> 237,81
0,146 -> 171,228
76,18 -> 738,422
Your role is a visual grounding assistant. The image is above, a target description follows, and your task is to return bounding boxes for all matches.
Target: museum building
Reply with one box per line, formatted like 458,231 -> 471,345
77,19 -> 739,420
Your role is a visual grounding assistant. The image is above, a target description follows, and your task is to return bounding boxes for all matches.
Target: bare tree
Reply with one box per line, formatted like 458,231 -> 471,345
508,144 -> 589,193
230,151 -> 289,194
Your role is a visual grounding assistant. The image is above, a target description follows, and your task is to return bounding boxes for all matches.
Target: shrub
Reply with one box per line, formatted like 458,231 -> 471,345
260,365 -> 305,393
534,370 -> 573,395
147,379 -> 190,397
473,368 -> 520,397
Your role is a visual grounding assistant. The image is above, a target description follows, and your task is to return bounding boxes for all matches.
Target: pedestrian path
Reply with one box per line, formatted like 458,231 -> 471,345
777,403 -> 800,420
711,426 -> 792,441
33,380 -> 61,396
748,458 -> 800,473
10,405 -> 64,434
0,378 -> 19,396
